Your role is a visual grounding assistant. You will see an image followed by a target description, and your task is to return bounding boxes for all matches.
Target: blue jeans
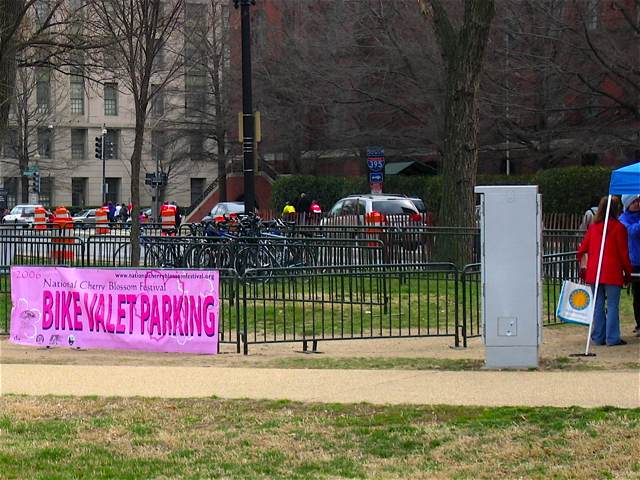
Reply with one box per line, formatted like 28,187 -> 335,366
591,284 -> 622,345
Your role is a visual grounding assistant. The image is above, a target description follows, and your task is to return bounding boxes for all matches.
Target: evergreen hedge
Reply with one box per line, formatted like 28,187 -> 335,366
270,166 -> 613,214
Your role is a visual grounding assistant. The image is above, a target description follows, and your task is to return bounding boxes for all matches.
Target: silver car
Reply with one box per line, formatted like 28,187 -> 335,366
72,208 -> 97,225
202,202 -> 245,222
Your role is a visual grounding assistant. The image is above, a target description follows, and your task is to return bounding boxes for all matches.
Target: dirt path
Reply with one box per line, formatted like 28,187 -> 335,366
1,364 -> 638,408
2,322 -> 638,407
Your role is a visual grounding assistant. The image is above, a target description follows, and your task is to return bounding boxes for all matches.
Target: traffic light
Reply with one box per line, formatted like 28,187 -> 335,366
95,136 -> 102,160
31,171 -> 40,194
105,140 -> 114,159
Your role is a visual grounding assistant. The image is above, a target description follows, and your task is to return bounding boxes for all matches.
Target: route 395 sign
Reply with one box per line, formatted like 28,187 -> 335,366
366,147 -> 385,172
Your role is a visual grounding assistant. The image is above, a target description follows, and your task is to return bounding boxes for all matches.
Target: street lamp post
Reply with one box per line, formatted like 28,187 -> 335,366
29,152 -> 40,205
234,0 -> 256,213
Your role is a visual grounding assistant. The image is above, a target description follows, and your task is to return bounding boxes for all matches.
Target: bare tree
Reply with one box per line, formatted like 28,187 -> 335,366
86,0 -> 184,265
1,0 -> 93,141
253,0 -> 444,173
173,0 -> 232,202
2,63 -> 69,203
414,0 -> 495,264
482,0 -> 638,172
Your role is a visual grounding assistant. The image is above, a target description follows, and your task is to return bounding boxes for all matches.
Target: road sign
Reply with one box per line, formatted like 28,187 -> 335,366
23,166 -> 38,177
145,173 -> 168,187
366,147 -> 385,172
369,172 -> 383,184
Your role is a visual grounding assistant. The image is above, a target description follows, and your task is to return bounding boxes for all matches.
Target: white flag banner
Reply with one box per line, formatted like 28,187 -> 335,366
556,280 -> 594,326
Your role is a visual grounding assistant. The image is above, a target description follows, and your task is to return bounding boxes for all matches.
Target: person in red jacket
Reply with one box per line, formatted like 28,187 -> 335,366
577,196 -> 632,346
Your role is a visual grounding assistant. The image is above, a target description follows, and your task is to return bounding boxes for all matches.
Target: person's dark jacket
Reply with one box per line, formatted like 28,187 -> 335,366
296,196 -> 311,213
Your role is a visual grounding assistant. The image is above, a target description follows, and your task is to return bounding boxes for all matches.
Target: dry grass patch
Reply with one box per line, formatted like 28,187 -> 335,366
1,397 -> 639,479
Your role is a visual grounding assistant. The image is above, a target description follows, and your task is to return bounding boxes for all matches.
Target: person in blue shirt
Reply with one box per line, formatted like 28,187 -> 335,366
619,194 -> 640,336
107,201 -> 116,222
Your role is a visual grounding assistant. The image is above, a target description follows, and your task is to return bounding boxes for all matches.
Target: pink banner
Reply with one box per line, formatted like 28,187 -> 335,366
10,266 -> 219,354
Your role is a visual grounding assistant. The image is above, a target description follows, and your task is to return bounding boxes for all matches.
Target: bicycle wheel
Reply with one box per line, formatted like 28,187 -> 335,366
183,244 -> 203,268
235,246 -> 273,277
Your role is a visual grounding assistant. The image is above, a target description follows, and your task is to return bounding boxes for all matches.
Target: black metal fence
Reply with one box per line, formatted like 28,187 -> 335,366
0,226 -> 581,353
241,263 -> 459,354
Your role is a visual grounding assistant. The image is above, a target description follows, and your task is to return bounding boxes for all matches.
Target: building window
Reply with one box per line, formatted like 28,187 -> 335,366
39,176 -> 53,206
154,46 -> 165,72
104,130 -> 119,159
70,75 -> 84,114
184,2 -> 207,120
72,177 -> 88,206
104,83 -> 118,116
3,177 -> 19,208
150,85 -> 164,117
190,132 -> 204,161
3,129 -> 17,158
151,131 -> 165,163
585,0 -> 598,30
190,178 -> 205,205
34,0 -> 50,27
185,76 -> 206,117
71,129 -> 86,160
105,177 -> 120,204
36,68 -> 50,114
37,128 -> 53,158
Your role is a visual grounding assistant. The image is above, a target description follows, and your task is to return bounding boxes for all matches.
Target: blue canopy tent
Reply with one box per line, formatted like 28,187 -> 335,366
609,162 -> 640,195
584,162 -> 640,355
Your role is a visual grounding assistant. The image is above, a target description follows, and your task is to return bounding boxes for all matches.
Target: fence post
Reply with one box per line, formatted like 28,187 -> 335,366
242,276 -> 249,355
454,267 -> 460,348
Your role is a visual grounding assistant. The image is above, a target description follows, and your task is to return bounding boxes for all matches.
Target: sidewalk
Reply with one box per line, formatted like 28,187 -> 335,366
1,364 -> 638,408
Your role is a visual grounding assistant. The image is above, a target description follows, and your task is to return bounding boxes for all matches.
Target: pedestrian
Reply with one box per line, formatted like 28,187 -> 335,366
310,199 -> 321,214
114,203 -> 122,220
619,194 -> 640,337
282,201 -> 296,217
118,203 -> 129,222
577,196 -> 632,346
579,197 -> 599,230
107,201 -> 116,222
171,201 -> 182,229
296,192 -> 310,213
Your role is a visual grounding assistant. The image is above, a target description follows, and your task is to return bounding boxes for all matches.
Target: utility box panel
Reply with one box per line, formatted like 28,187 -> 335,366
475,185 -> 542,369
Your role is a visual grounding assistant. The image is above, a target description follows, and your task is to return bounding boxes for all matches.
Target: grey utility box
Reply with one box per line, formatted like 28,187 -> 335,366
475,185 -> 542,369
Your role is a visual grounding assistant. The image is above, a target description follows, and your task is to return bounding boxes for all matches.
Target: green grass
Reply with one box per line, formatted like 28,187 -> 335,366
257,356 -> 485,371
1,396 -> 638,479
242,356 -> 639,372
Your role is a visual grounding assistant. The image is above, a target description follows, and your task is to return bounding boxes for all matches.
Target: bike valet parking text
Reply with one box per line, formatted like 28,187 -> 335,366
41,290 -> 217,337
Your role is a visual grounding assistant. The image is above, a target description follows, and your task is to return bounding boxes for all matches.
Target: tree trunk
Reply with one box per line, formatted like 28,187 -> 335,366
0,0 -> 22,146
130,113 -> 145,266
438,69 -> 481,264
421,0 -> 495,265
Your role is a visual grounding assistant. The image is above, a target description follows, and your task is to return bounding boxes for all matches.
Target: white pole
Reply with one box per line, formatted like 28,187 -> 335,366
585,194 -> 612,355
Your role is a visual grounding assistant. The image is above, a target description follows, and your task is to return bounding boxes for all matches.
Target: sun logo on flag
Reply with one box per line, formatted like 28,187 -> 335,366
569,289 -> 591,311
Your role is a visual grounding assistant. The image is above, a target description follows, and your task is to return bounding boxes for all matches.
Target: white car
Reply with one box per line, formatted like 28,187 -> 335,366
323,194 -> 422,225
2,204 -> 40,224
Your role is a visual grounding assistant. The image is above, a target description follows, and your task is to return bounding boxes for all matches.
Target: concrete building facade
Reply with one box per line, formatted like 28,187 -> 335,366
0,0 -> 228,211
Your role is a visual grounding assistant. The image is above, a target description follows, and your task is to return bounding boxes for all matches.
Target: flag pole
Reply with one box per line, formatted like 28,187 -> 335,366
584,194 -> 612,356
